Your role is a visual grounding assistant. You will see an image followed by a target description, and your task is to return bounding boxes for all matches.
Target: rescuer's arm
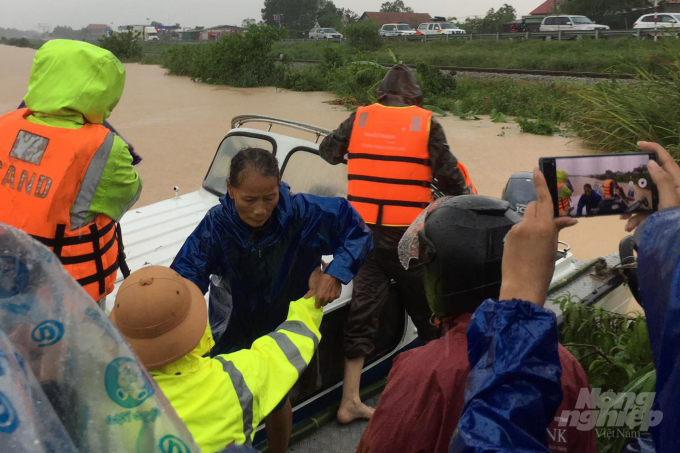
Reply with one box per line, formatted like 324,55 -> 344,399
170,209 -> 220,294
87,136 -> 142,222
297,193 -> 373,286
227,295 -> 323,426
318,113 -> 356,165
428,118 -> 469,196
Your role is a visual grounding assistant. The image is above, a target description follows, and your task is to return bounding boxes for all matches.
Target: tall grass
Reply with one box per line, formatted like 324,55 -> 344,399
568,52 -> 680,160
274,38 -> 680,75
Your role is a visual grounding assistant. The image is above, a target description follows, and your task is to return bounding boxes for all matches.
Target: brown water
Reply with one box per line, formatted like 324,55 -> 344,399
0,45 -> 632,262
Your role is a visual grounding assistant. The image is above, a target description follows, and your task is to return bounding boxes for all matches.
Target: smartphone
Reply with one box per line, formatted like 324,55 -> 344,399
539,153 -> 659,218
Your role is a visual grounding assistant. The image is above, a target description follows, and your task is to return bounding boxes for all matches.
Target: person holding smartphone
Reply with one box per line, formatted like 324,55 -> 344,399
450,142 -> 680,453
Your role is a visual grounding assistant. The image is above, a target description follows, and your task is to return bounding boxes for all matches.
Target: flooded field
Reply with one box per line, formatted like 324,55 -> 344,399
1,44 -> 634,262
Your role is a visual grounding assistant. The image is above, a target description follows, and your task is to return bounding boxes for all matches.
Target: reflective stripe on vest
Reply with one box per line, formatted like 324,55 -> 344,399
347,104 -> 433,226
0,109 -> 119,300
603,179 -> 614,198
557,182 -> 571,211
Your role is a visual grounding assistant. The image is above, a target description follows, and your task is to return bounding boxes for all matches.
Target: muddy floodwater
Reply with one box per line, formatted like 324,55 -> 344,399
1,45 -> 635,262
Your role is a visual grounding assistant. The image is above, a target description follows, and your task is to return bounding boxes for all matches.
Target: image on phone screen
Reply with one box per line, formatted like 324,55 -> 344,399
540,153 -> 658,218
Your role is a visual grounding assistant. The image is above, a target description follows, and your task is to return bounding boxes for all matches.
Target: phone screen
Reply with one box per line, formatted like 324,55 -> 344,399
540,153 -> 658,218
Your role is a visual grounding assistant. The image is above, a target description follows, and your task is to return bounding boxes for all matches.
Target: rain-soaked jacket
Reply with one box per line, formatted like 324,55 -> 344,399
171,181 -> 372,354
449,208 -> 680,453
13,39 -> 142,224
448,299 -> 563,452
319,64 -> 469,249
0,224 -> 199,452
152,296 -> 322,451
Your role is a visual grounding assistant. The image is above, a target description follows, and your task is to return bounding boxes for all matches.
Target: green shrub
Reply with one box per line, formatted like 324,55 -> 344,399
343,21 -> 382,52
6,37 -> 39,49
516,117 -> 560,135
416,61 -> 456,102
162,25 -> 285,87
327,62 -> 387,105
98,30 -> 142,61
557,295 -> 655,453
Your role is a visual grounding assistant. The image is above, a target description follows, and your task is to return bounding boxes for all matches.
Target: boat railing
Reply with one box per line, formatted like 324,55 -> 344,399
231,114 -> 332,143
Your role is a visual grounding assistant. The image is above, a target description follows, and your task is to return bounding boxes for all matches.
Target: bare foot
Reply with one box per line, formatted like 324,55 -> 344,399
336,400 -> 375,424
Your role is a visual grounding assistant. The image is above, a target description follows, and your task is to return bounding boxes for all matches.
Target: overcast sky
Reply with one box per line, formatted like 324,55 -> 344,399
1,0 -> 545,32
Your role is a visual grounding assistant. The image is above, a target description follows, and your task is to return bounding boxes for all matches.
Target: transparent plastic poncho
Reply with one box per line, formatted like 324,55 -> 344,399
397,197 -> 451,270
0,224 -> 200,452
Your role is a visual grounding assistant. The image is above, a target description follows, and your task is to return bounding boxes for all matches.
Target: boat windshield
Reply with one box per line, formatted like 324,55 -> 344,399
203,134 -> 275,196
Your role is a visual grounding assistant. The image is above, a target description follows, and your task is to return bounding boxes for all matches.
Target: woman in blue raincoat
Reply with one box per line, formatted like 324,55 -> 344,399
170,147 -> 372,452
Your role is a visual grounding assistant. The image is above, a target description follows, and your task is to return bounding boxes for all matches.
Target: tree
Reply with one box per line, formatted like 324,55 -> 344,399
261,0 -> 319,34
99,30 -> 142,60
242,18 -> 257,28
317,0 -> 342,28
52,25 -> 84,40
150,21 -> 164,27
380,0 -> 414,13
561,0 -> 656,29
457,4 -> 517,34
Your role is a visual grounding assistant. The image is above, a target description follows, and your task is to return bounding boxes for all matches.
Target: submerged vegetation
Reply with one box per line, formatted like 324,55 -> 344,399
157,26 -> 680,159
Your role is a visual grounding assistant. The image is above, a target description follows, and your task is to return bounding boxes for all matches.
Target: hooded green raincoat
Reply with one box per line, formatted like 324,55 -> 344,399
22,39 -> 141,222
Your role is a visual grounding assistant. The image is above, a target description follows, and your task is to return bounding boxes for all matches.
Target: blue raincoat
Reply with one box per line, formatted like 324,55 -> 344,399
450,207 -> 680,453
449,299 -> 563,453
171,181 -> 373,354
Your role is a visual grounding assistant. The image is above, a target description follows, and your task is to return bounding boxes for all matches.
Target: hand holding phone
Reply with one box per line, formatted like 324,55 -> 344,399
622,142 -> 680,231
539,153 -> 659,218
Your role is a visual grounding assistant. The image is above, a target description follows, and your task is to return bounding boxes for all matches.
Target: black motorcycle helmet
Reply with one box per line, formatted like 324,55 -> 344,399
419,196 -> 522,319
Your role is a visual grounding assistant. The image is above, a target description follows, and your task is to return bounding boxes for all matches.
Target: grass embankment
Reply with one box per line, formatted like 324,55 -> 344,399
158,28 -> 680,160
273,38 -> 680,74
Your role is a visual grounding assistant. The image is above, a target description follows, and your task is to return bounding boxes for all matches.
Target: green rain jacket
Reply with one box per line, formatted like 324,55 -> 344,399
23,39 -> 142,222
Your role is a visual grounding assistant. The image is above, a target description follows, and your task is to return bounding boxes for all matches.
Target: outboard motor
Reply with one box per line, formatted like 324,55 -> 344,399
501,171 -> 537,216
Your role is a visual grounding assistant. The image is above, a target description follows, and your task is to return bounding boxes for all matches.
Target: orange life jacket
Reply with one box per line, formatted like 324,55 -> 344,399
557,182 -> 571,212
347,104 -> 433,227
0,109 -> 120,300
456,161 -> 478,195
603,179 -> 615,198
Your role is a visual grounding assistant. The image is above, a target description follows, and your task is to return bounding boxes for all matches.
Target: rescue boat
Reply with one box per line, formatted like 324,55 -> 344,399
108,115 -> 636,450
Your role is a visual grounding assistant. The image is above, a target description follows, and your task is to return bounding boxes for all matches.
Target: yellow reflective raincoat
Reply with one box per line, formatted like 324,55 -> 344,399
151,296 -> 322,452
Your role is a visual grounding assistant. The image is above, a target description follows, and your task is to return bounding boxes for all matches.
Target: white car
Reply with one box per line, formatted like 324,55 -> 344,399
380,23 -> 417,37
308,28 -> 343,40
416,22 -> 465,36
539,15 -> 610,32
633,13 -> 680,29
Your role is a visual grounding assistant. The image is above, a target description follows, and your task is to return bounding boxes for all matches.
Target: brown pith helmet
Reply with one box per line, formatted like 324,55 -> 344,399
110,266 -> 207,370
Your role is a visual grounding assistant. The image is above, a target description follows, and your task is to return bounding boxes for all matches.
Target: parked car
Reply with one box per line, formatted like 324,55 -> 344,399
539,15 -> 610,32
308,28 -> 343,39
633,13 -> 680,29
380,23 -> 417,37
417,22 -> 465,36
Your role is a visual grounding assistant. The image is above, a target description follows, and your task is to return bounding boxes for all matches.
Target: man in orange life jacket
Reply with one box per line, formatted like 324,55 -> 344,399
319,64 -> 473,423
0,40 -> 142,304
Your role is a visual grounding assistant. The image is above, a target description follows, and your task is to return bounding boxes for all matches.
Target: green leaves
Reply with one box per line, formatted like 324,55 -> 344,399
556,294 -> 655,452
490,109 -> 508,123
516,117 -> 560,135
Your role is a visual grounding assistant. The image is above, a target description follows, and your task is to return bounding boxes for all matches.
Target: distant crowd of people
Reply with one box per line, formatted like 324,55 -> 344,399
1,39 -> 678,453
